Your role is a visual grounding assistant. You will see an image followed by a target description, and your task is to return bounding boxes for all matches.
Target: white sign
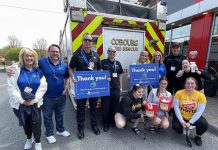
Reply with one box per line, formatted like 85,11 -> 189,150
103,27 -> 145,69
68,0 -> 87,9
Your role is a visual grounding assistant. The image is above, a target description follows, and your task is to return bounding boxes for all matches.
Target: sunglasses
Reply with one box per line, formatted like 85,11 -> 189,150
83,39 -> 92,42
108,50 -> 116,53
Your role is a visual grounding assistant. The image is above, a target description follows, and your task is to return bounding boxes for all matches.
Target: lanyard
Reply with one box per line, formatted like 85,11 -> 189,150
81,49 -> 93,65
23,69 -> 35,87
107,59 -> 116,72
47,57 -> 61,75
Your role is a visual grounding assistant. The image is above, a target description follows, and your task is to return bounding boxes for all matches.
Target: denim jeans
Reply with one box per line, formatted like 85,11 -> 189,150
42,95 -> 66,136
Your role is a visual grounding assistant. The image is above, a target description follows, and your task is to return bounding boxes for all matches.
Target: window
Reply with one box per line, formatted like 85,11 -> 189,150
213,15 -> 218,36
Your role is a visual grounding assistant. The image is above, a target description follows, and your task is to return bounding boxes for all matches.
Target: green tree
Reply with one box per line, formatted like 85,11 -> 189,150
5,47 -> 22,62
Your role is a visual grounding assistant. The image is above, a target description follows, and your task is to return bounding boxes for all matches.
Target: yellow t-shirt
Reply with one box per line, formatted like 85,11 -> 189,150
174,89 -> 207,120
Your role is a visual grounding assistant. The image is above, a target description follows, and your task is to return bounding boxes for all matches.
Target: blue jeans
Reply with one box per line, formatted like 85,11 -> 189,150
42,95 -> 66,136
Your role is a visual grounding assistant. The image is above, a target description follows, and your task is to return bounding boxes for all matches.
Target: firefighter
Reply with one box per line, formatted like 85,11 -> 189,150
101,46 -> 124,132
69,33 -> 101,139
164,42 -> 187,95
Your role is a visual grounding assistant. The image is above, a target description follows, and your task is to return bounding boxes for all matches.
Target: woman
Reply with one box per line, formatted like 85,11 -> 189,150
114,84 -> 146,135
135,51 -> 149,64
172,77 -> 208,146
7,48 -> 47,150
175,59 -> 211,93
132,51 -> 149,98
147,77 -> 172,132
151,51 -> 167,88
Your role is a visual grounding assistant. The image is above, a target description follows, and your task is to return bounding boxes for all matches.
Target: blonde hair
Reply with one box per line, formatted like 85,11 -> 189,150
151,51 -> 163,64
136,51 -> 149,64
18,47 -> 38,67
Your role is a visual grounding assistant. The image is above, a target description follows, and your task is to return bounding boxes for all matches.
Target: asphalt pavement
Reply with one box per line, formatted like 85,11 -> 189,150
0,72 -> 218,150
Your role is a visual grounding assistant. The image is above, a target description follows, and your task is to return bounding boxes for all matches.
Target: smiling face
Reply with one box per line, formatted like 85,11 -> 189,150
182,60 -> 191,72
48,46 -> 60,61
185,78 -> 197,92
133,88 -> 144,99
159,79 -> 168,90
23,52 -> 35,67
154,51 -> 161,63
82,33 -> 92,50
139,51 -> 148,64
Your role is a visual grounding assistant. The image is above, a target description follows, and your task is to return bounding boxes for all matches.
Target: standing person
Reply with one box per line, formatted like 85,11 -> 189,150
172,77 -> 208,146
147,77 -> 172,133
7,48 -> 47,150
133,51 -> 149,98
175,59 -> 211,93
39,44 -> 70,144
69,33 -> 101,139
114,84 -> 146,135
164,42 -> 187,95
101,46 -> 124,132
134,51 -> 149,65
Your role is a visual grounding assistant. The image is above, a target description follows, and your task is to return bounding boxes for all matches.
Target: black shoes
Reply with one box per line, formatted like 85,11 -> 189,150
195,136 -> 202,146
78,130 -> 84,139
103,125 -> 110,132
92,126 -> 101,135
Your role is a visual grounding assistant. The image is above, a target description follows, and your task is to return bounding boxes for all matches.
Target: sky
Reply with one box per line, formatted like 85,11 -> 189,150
0,0 -> 66,49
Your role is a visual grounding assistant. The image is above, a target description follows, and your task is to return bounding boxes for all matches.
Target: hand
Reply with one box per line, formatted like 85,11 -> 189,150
6,67 -> 14,77
71,77 -> 77,83
181,122 -> 187,128
176,70 -> 184,78
62,89 -> 67,95
186,122 -> 191,128
23,101 -> 34,106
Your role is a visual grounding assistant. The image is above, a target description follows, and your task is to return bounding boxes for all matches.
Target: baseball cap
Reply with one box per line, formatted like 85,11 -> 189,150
172,42 -> 180,48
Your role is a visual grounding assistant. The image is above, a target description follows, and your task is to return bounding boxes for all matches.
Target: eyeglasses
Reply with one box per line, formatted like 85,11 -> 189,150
83,39 -> 92,42
108,50 -> 116,53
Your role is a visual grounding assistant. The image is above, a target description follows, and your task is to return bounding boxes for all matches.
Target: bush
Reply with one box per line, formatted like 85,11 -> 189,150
5,47 -> 22,62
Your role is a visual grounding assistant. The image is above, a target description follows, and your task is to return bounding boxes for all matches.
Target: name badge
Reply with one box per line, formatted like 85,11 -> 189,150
88,62 -> 94,70
112,73 -> 118,78
170,66 -> 176,71
24,87 -> 32,94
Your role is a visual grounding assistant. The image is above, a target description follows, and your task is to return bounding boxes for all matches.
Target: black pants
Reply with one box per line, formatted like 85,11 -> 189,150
101,88 -> 120,126
76,97 -> 98,131
172,114 -> 208,136
13,108 -> 41,143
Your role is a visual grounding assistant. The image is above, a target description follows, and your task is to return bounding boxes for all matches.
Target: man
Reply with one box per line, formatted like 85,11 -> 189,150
69,33 -> 101,139
39,44 -> 70,143
164,42 -> 187,95
101,46 -> 124,132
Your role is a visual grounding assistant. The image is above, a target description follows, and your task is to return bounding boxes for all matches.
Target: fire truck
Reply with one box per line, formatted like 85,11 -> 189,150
59,0 -> 167,108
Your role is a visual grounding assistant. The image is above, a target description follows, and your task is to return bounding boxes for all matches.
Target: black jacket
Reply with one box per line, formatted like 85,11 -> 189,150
115,91 -> 144,119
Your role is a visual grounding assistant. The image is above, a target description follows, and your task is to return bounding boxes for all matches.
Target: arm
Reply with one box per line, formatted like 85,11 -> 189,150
7,68 -> 25,105
189,103 -> 206,124
122,97 -> 141,119
62,78 -> 70,95
119,75 -> 122,91
147,89 -> 154,102
173,98 -> 185,123
32,76 -> 48,103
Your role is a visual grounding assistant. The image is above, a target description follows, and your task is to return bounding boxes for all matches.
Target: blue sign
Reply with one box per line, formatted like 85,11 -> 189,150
74,70 -> 110,99
129,64 -> 159,86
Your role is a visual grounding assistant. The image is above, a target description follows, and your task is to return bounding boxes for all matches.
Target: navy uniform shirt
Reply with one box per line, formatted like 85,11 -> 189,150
69,49 -> 101,71
17,67 -> 44,95
101,59 -> 123,89
39,57 -> 69,97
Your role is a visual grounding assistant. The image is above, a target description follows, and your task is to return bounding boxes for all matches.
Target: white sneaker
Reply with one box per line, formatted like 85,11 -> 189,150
24,138 -> 34,149
46,136 -> 56,144
56,131 -> 70,137
35,143 -> 42,150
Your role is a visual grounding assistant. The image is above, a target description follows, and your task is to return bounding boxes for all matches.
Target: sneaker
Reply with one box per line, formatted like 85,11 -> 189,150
149,126 -> 157,134
24,138 -> 34,149
35,143 -> 42,150
56,131 -> 70,137
46,136 -> 56,144
195,136 -> 203,146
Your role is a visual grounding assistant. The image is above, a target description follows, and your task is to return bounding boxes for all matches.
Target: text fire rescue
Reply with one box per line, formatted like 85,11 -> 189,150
111,38 -> 138,51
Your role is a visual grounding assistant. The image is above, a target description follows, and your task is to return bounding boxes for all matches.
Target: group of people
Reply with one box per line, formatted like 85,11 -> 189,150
7,33 -> 209,150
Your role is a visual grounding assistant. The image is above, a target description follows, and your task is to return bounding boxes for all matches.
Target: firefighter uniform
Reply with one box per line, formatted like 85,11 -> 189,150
69,49 -> 101,132
164,54 -> 187,94
101,58 -> 123,130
